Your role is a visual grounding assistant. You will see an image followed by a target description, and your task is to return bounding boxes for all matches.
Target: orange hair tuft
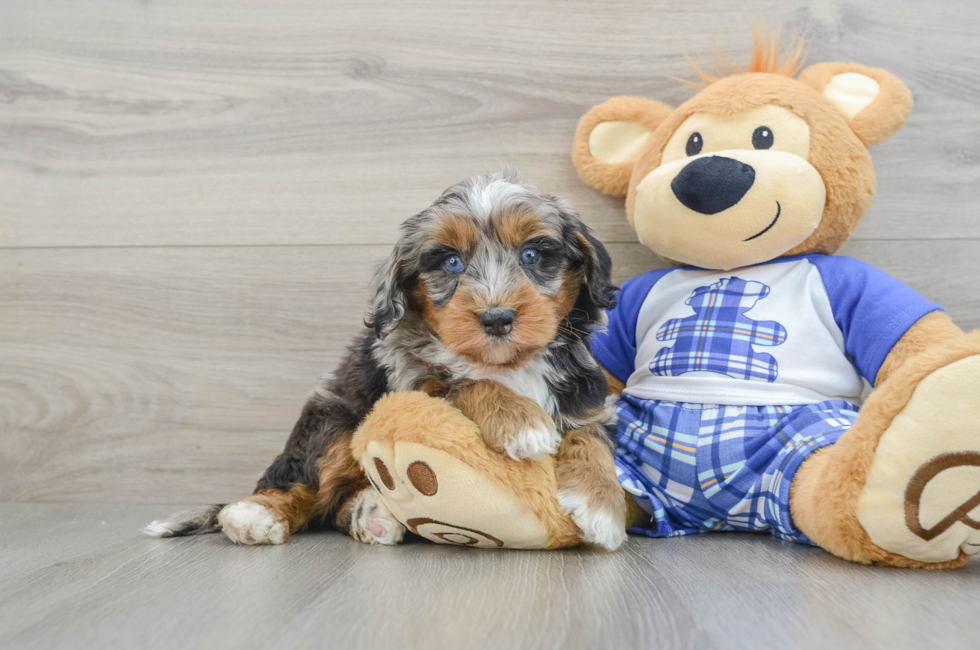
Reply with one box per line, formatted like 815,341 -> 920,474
674,25 -> 807,88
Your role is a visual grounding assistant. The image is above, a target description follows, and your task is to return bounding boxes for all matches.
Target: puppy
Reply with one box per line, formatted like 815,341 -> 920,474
145,170 -> 627,550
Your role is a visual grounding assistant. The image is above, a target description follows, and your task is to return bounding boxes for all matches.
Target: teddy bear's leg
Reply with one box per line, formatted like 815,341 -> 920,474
790,332 -> 980,568
351,392 -> 581,549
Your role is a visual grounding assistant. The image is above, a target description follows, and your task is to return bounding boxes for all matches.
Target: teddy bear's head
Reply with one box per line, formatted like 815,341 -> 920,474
573,35 -> 913,271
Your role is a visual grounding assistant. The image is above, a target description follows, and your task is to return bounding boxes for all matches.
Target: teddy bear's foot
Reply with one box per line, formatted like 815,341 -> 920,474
352,392 -> 581,549
791,333 -> 980,568
347,486 -> 407,546
857,352 -> 980,564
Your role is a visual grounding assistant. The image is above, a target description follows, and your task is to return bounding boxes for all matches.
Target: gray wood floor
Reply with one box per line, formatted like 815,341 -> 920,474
2,0 -> 980,648
1,504 -> 978,650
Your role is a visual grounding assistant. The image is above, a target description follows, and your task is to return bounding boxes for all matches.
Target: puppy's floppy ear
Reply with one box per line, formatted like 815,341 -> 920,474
570,222 -> 616,314
799,62 -> 913,147
365,245 -> 408,338
573,96 -> 673,196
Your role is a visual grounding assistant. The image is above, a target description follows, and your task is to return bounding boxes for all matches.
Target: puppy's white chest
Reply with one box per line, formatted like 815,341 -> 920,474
414,342 -> 558,415
461,359 -> 557,416
484,363 -> 556,415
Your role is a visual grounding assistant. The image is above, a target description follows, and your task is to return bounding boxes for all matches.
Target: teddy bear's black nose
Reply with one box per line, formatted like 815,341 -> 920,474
671,155 -> 755,215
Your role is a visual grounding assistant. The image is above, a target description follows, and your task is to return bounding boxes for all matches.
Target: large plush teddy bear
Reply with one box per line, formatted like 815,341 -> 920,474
353,36 -> 980,568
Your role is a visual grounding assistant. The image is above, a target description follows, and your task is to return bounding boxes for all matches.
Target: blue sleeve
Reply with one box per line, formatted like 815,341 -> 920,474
590,268 -> 674,385
808,255 -> 943,385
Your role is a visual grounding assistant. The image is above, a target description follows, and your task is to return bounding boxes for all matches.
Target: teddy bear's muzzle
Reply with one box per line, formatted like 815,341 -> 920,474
670,155 -> 756,215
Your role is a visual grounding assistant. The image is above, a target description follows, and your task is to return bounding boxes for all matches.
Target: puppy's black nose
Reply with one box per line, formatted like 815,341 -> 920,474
479,308 -> 515,337
671,155 -> 755,215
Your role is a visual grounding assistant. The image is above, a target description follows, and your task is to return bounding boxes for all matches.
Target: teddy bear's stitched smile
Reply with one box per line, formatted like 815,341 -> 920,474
743,201 -> 782,242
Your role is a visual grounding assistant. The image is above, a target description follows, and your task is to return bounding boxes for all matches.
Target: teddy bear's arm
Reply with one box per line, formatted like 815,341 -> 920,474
874,311 -> 964,386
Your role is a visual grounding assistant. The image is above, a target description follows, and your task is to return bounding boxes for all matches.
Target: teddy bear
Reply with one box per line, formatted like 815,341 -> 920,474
352,33 -> 980,568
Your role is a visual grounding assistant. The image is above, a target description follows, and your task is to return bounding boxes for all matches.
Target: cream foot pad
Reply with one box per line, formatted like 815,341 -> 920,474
363,440 -> 549,548
858,355 -> 980,562
351,391 -> 580,550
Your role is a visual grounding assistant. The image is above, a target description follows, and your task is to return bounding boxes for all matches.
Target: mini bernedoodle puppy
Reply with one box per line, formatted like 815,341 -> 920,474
146,170 -> 628,550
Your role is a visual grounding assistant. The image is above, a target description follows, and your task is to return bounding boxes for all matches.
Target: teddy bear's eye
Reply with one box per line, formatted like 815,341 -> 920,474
752,126 -> 774,150
685,132 -> 703,156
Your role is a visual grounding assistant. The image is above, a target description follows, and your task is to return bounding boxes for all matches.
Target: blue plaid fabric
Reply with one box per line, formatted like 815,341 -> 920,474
650,277 -> 787,383
614,393 -> 859,543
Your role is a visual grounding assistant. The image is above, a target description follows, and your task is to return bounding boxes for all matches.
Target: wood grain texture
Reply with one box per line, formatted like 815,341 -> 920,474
3,4 -> 979,644
2,242 -> 978,503
0,0 -> 979,507
0,504 -> 978,650
1,0 -> 978,248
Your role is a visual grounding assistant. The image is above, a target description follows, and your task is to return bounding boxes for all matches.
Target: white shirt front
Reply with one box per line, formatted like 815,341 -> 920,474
623,259 -> 863,405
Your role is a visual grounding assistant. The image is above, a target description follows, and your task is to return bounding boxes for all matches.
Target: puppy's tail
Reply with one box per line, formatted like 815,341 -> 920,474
143,504 -> 225,537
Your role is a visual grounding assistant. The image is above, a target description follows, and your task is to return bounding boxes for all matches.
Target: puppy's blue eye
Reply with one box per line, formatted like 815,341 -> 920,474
520,248 -> 540,265
444,255 -> 464,274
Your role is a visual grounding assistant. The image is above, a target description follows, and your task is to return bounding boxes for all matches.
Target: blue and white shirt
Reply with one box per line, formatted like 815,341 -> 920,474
592,255 -> 942,406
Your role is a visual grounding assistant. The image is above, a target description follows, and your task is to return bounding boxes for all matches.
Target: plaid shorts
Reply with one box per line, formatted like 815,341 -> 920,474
614,394 -> 859,544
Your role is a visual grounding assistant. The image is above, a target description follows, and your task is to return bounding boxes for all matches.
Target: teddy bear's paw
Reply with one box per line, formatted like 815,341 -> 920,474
858,354 -> 980,563
558,490 -> 628,551
349,487 -> 406,546
218,501 -> 286,545
503,418 -> 561,461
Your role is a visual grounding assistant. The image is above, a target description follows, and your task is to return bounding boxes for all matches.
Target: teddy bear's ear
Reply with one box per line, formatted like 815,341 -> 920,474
799,62 -> 913,147
572,96 -> 673,196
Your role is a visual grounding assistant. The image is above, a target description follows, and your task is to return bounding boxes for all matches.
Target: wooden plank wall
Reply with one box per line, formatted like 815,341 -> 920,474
2,0 -> 978,503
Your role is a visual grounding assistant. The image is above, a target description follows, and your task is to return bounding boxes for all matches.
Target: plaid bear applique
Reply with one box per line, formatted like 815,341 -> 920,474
650,277 -> 787,382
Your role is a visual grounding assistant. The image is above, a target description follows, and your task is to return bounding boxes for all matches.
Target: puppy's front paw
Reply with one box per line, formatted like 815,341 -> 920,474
218,501 -> 286,545
349,487 -> 406,546
453,380 -> 561,461
558,490 -> 628,551
503,418 -> 561,461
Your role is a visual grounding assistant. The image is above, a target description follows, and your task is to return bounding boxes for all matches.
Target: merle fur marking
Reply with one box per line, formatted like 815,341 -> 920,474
152,169 -> 617,537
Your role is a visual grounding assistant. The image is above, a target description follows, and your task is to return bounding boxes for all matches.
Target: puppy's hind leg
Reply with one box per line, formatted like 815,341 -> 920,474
219,388 -> 372,545
220,427 -> 373,545
219,485 -> 318,545
315,428 -> 406,546
556,423 -> 628,551
334,486 -> 406,546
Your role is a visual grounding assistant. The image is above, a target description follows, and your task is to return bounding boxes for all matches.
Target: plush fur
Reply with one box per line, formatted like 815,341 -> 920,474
572,97 -> 674,196
875,311 -> 963,385
351,391 -> 582,549
571,31 -> 979,568
790,332 -> 980,568
798,62 -> 914,147
145,170 -> 624,547
575,72 -> 889,264
682,27 -> 807,86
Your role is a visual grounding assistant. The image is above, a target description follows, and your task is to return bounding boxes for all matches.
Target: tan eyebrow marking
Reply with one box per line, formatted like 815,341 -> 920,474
495,211 -> 555,249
